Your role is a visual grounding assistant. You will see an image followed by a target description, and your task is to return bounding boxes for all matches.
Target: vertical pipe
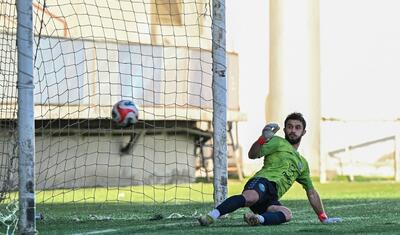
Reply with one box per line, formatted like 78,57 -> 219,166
319,135 -> 327,183
17,0 -> 36,234
346,146 -> 354,182
267,0 -> 321,176
395,134 -> 400,182
212,0 -> 227,207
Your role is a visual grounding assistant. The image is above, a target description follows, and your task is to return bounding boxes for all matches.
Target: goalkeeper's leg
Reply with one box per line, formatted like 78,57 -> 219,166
198,190 -> 259,226
198,194 -> 247,226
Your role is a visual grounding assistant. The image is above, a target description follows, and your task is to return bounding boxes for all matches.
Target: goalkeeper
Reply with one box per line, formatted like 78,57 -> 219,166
199,112 -> 342,226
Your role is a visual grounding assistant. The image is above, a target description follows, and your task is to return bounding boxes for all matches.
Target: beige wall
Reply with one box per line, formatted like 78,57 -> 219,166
33,133 -> 196,189
0,131 -> 197,190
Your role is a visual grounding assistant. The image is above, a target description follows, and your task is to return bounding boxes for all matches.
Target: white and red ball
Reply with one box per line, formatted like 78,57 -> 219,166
111,100 -> 139,127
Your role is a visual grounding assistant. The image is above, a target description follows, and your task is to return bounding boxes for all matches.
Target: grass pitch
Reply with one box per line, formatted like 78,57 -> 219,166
28,180 -> 400,234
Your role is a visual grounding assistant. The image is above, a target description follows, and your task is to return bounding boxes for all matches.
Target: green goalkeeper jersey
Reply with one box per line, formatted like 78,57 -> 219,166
253,136 -> 314,199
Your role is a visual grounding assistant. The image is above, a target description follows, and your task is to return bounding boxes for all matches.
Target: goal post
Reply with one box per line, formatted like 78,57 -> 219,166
16,0 -> 36,233
212,0 -> 227,207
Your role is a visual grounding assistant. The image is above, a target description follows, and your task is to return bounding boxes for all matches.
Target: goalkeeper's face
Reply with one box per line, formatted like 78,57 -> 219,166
284,119 -> 306,145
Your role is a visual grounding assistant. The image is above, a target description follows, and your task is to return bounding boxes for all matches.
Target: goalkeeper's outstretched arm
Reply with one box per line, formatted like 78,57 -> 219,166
306,189 -> 343,224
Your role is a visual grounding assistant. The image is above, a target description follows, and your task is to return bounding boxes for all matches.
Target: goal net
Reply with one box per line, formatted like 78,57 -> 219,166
0,0 -> 235,231
0,1 -> 19,233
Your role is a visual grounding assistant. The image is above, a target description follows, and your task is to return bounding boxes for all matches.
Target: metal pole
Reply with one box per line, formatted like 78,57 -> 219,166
319,123 -> 327,183
17,0 -> 36,234
395,134 -> 400,182
267,0 -> 321,176
212,0 -> 227,207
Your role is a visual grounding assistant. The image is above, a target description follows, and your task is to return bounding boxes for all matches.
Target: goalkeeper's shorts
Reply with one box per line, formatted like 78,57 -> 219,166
243,177 -> 281,214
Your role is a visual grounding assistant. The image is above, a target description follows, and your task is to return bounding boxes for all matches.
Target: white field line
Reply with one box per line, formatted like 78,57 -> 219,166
72,229 -> 118,235
71,221 -> 197,235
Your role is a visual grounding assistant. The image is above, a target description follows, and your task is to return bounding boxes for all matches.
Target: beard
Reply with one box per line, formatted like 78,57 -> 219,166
285,133 -> 302,145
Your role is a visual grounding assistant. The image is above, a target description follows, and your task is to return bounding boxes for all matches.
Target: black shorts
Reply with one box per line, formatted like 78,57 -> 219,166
243,177 -> 282,214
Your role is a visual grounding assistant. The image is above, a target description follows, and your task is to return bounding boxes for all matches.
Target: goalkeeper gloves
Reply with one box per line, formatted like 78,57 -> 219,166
318,212 -> 342,224
257,123 -> 280,145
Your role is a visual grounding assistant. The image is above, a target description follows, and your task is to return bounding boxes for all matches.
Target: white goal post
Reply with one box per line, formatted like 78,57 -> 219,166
17,0 -> 36,233
211,0 -> 227,207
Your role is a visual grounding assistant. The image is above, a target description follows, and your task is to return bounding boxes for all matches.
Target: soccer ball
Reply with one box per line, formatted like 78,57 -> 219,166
111,100 -> 139,127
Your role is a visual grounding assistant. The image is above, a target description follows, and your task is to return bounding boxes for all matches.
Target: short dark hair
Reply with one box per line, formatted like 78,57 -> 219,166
284,112 -> 306,129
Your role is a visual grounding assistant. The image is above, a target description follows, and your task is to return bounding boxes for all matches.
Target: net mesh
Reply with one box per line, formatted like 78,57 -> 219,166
33,0 -> 214,201
0,2 -> 19,233
0,0 -> 19,204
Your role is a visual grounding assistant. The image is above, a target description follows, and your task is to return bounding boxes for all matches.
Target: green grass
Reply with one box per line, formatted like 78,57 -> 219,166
6,180 -> 400,234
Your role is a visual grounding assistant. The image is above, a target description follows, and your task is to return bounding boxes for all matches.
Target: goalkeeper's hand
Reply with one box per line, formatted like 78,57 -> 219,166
321,217 -> 342,224
318,212 -> 342,224
262,123 -> 280,140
